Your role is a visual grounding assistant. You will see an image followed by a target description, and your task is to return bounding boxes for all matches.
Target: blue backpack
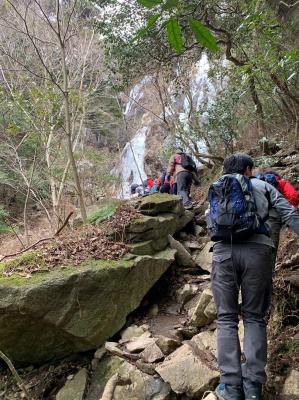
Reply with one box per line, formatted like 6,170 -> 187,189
256,172 -> 279,189
206,174 -> 269,242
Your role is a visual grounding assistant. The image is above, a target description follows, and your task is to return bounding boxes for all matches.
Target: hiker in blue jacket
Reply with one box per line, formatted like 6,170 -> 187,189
208,154 -> 299,400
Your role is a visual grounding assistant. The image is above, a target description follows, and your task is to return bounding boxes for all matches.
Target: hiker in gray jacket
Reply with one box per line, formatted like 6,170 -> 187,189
211,154 -> 299,400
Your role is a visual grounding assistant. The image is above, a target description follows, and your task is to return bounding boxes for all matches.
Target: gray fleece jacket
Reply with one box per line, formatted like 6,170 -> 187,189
247,178 -> 299,247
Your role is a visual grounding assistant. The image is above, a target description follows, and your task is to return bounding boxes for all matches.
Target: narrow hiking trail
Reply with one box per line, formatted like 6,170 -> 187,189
0,151 -> 298,400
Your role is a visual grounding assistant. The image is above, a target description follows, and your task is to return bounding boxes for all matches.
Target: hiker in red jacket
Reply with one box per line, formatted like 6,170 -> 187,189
276,175 -> 299,207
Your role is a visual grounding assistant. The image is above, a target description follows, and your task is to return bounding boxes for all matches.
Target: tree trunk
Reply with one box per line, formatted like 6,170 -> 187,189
249,75 -> 268,139
61,44 -> 87,223
23,152 -> 36,245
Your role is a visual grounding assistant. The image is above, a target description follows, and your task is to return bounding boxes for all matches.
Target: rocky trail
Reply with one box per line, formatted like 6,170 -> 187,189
0,151 -> 298,400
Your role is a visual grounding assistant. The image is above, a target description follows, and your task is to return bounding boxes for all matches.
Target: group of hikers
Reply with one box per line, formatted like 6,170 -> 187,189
131,150 -> 299,400
130,148 -> 200,209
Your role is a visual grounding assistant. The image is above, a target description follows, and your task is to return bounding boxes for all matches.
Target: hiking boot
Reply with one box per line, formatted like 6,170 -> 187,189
243,379 -> 262,400
216,383 -> 244,400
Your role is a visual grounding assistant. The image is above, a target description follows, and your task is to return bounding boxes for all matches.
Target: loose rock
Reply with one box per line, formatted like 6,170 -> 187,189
204,299 -> 217,321
140,342 -> 164,363
125,332 -> 155,353
190,288 -> 216,327
156,335 -> 181,356
176,283 -> 198,305
120,325 -> 145,341
135,359 -> 157,375
281,369 -> 299,397
192,331 -> 217,357
94,346 -> 106,360
168,235 -> 197,267
203,393 -> 218,400
0,249 -> 176,366
193,241 -> 213,273
56,368 -> 88,400
195,225 -> 205,236
155,342 -> 219,397
114,360 -> 172,400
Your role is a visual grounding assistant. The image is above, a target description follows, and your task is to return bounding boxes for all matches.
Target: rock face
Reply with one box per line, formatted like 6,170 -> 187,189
0,249 -> 175,366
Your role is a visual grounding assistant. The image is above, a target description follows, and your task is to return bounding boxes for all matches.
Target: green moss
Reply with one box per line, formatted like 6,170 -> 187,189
132,217 -> 146,224
0,273 -> 47,286
87,200 -> 121,224
79,257 -> 133,270
0,256 -> 134,286
283,340 -> 299,357
0,251 -> 45,274
141,193 -> 179,205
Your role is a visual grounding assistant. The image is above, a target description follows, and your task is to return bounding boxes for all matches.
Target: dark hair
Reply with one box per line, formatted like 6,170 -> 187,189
223,153 -> 254,174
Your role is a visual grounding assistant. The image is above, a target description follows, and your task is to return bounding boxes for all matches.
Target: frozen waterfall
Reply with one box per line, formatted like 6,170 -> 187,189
113,126 -> 148,199
124,76 -> 152,117
113,53 -> 224,197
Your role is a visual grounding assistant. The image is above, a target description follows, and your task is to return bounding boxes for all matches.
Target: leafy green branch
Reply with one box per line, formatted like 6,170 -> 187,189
136,0 -> 219,53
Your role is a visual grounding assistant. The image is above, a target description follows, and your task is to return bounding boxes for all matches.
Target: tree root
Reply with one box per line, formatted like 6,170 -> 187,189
0,350 -> 33,400
105,342 -> 140,361
100,373 -> 131,400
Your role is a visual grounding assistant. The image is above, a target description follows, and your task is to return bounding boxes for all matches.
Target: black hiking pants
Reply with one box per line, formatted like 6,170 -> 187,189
176,171 -> 192,206
211,242 -> 274,385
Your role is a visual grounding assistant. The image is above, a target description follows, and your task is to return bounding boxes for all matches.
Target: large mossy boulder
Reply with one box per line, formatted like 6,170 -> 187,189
128,194 -> 194,251
0,249 -> 175,366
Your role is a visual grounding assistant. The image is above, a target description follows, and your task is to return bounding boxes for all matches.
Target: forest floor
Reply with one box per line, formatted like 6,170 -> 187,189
0,204 -> 138,278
